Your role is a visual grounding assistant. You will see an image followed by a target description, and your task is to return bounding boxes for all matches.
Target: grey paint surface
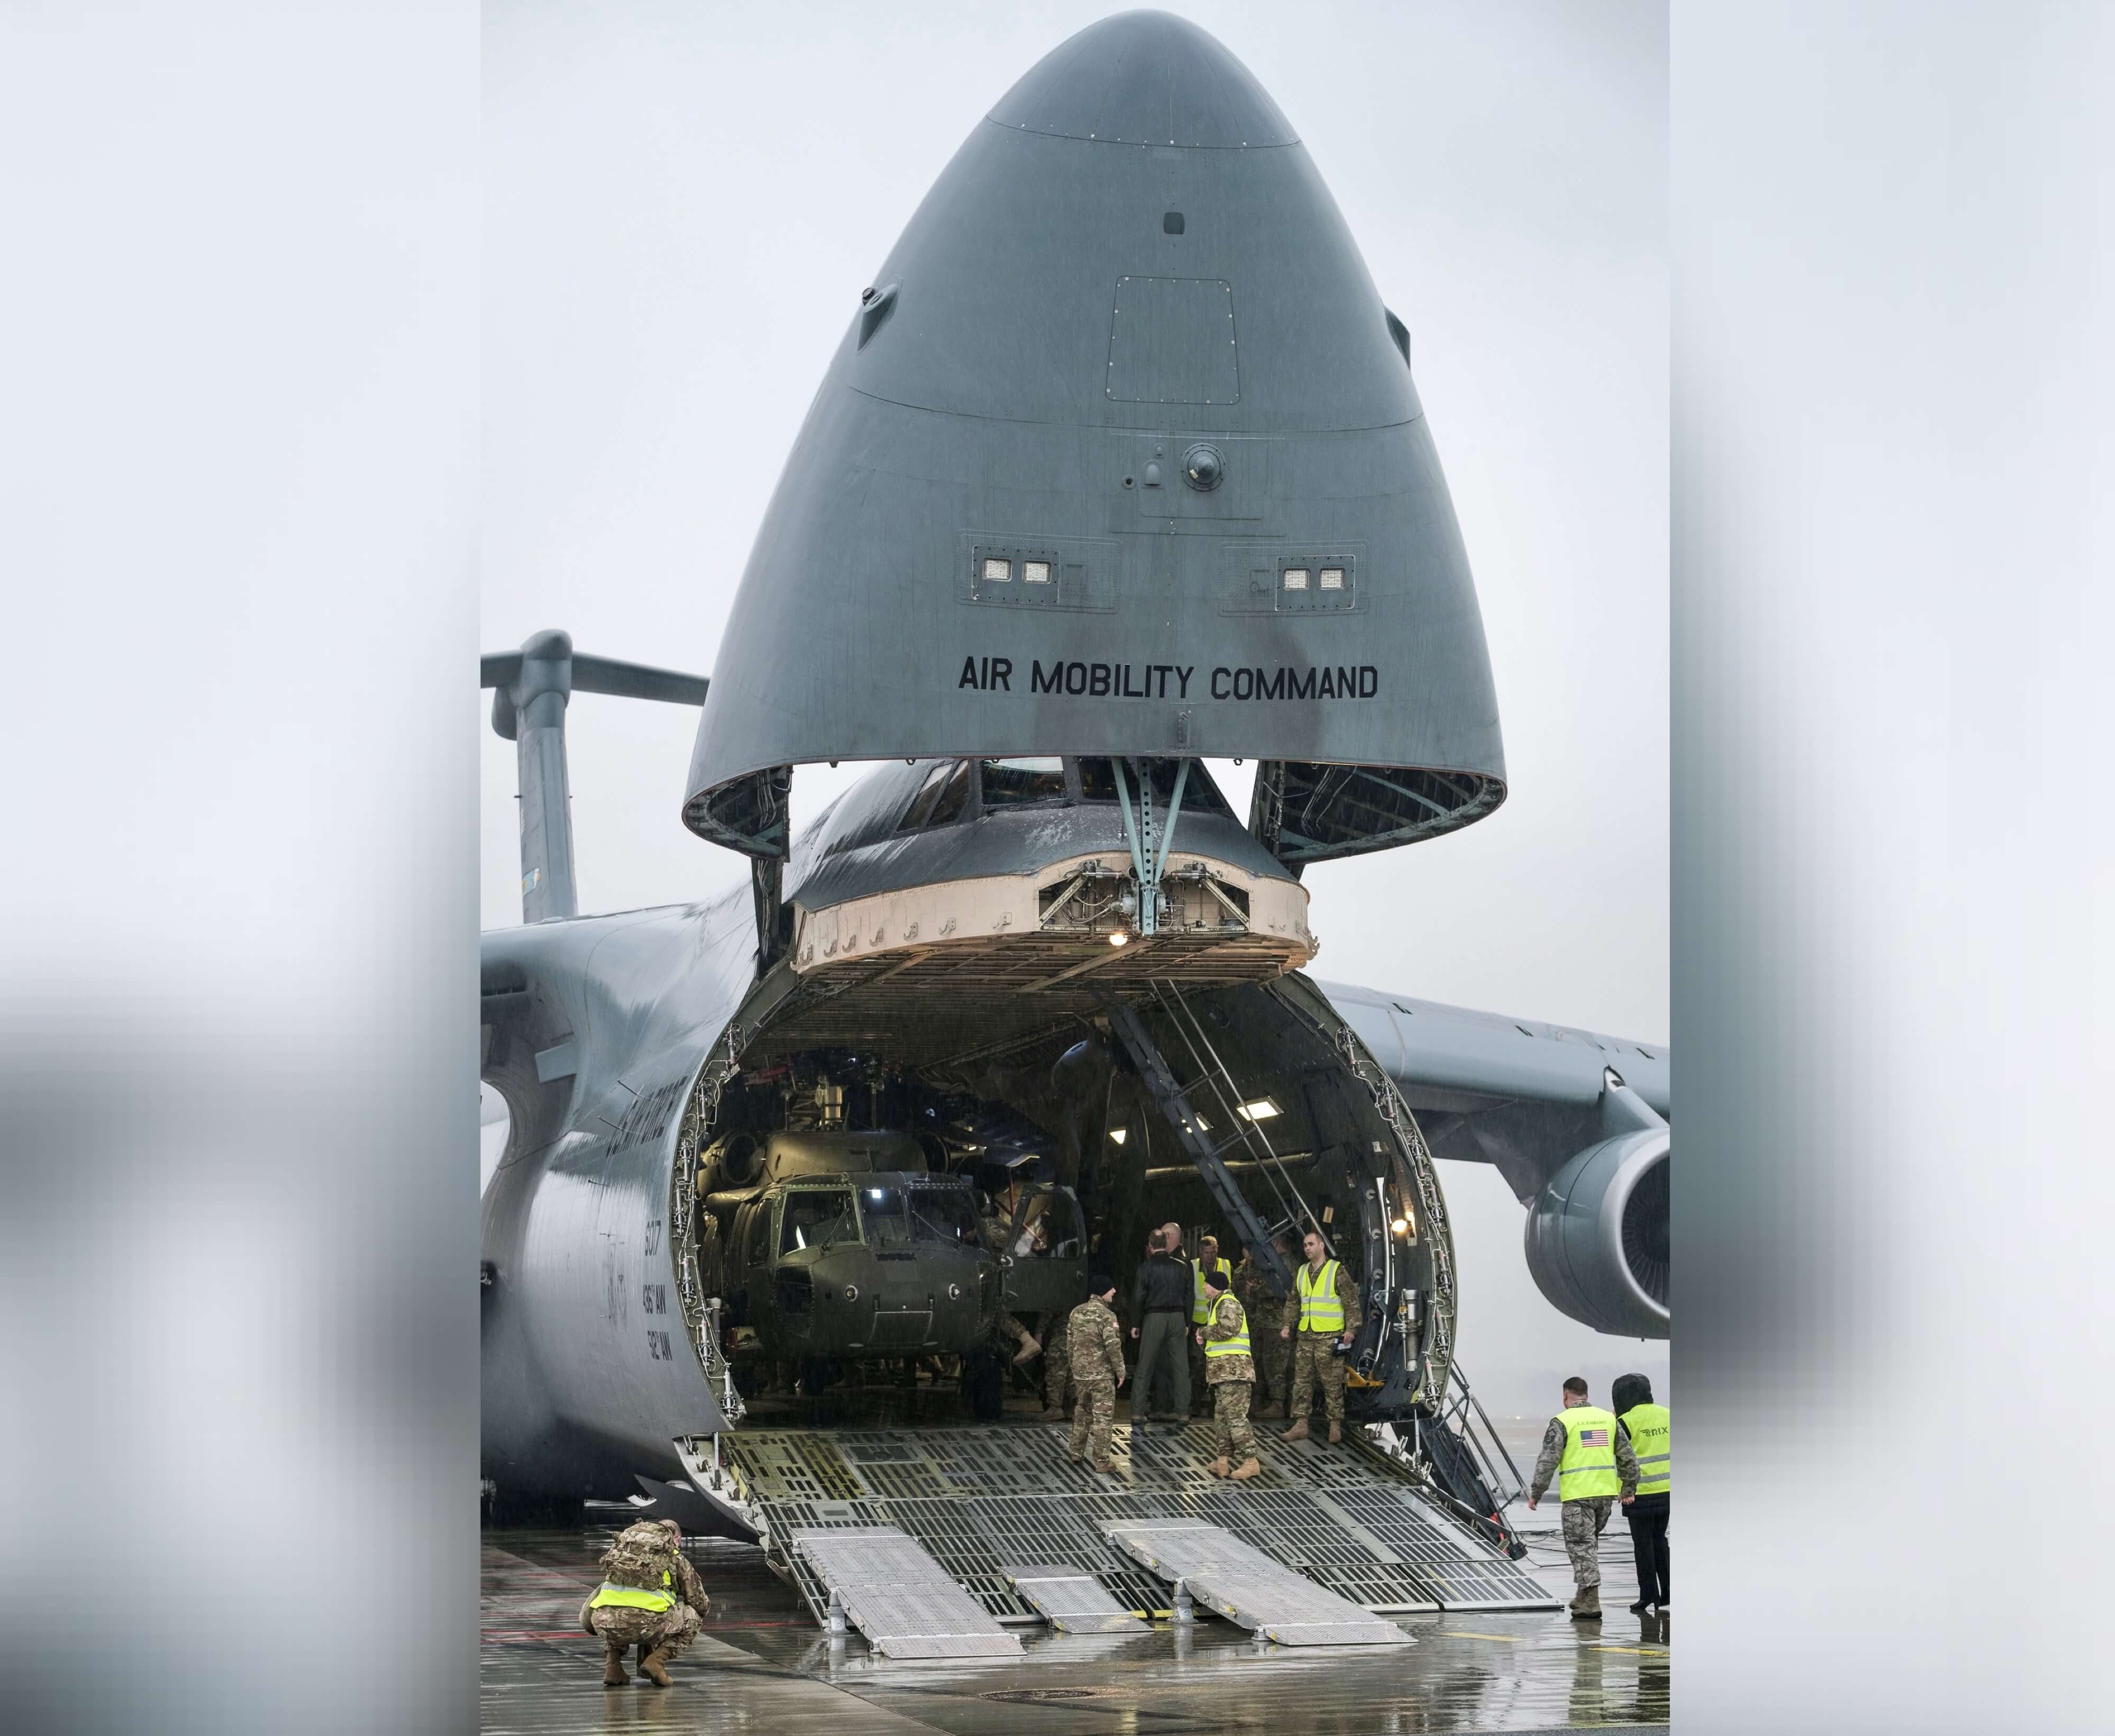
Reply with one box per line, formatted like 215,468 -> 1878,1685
684,13 -> 1503,832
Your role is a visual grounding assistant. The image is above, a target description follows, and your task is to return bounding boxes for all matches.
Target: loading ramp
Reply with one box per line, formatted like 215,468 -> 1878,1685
1104,1517 -> 1412,1647
723,1418 -> 1559,1635
790,1525 -> 1023,1659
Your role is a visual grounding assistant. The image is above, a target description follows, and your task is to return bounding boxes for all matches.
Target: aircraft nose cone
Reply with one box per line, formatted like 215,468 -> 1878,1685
988,10 -> 1296,148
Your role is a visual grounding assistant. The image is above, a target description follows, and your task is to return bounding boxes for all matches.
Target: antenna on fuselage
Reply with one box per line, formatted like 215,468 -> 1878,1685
480,629 -> 710,924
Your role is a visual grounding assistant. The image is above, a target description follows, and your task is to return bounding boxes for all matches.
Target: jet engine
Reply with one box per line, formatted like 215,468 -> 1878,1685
1522,1118 -> 1669,1340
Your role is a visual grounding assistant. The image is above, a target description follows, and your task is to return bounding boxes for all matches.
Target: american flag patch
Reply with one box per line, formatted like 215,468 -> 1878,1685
1581,1428 -> 1608,1445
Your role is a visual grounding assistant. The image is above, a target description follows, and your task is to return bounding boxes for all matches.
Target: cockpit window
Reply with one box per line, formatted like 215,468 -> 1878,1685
1077,756 -> 1231,818
857,1184 -> 912,1249
909,1184 -> 980,1246
780,1186 -> 858,1253
978,758 -> 1067,808
901,760 -> 970,830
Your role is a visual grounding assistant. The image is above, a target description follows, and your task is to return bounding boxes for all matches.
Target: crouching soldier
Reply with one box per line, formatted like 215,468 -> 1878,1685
579,1518 -> 711,1688
1197,1267 -> 1260,1480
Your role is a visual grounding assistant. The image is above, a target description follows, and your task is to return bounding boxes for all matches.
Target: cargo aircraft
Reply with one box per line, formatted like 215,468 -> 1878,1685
479,12 -> 1668,1529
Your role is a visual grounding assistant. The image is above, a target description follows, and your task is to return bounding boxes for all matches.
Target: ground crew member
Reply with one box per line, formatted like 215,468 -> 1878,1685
1281,1229 -> 1360,1443
578,1518 -> 710,1689
1196,1267 -> 1261,1480
1068,1273 -> 1130,1474
1612,1372 -> 1669,1612
1187,1234 -> 1233,1415
1128,1229 -> 1192,1424
1527,1376 -> 1640,1619
1234,1235 -> 1292,1415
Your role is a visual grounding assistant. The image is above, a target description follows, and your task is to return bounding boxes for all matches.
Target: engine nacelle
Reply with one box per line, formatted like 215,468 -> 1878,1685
1523,1125 -> 1669,1338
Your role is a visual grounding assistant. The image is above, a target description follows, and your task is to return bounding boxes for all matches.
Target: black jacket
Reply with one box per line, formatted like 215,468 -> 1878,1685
1132,1251 -> 1192,1322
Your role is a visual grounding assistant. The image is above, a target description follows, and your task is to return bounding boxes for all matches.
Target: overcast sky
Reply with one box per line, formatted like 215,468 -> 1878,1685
481,1 -> 1668,1415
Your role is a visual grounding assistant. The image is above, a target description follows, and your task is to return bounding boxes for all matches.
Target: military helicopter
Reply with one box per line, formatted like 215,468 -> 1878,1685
686,1059 -> 1088,1373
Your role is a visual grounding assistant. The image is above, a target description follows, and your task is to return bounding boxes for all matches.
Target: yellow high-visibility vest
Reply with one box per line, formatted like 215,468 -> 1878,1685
1204,1296 -> 1250,1359
1191,1257 -> 1231,1323
1557,1405 -> 1621,1501
1294,1259 -> 1345,1333
1621,1402 -> 1670,1495
588,1570 -> 674,1613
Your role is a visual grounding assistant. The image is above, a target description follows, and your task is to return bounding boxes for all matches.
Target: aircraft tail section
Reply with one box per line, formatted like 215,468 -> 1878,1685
480,630 -> 710,924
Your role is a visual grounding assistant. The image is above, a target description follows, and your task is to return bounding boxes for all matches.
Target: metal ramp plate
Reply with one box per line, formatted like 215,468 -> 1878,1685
1104,1518 -> 1414,1648
1002,1563 -> 1151,1633
731,1423 -> 1558,1628
790,1526 -> 1023,1659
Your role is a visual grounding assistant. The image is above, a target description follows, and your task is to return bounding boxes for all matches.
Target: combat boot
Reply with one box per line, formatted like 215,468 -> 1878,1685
1282,1418 -> 1309,1441
602,1645 -> 630,1688
1205,1456 -> 1230,1478
1227,1457 -> 1262,1481
1568,1584 -> 1602,1621
638,1646 -> 674,1688
1013,1336 -> 1041,1366
1042,1405 -> 1066,1421
1327,1421 -> 1342,1444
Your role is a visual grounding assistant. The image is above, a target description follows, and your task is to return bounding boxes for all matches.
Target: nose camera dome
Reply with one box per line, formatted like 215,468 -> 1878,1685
1182,443 -> 1224,491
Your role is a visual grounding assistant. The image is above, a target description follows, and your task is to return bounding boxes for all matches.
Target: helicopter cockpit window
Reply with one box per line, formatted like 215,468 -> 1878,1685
909,1184 -> 980,1246
1009,1183 -> 1086,1259
780,1186 -> 857,1254
978,757 -> 1067,809
857,1185 -> 912,1249
1075,756 -> 1232,818
901,760 -> 970,830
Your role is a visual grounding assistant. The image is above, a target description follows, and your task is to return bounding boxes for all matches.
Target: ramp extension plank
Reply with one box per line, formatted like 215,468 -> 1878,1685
1105,1518 -> 1414,1648
1001,1563 -> 1152,1632
790,1526 -> 1023,1659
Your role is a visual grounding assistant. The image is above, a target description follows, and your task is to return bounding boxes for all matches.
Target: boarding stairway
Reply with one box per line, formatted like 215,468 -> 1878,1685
1378,1360 -> 1532,1562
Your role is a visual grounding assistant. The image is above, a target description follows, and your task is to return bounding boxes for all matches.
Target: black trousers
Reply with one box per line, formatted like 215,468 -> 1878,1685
1624,1493 -> 1670,1603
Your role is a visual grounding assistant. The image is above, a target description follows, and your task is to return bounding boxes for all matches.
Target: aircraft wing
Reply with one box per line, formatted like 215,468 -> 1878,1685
1319,978 -> 1668,1202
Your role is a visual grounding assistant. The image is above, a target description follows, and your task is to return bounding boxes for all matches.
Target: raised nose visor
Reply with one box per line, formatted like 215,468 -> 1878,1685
682,9 -> 1506,875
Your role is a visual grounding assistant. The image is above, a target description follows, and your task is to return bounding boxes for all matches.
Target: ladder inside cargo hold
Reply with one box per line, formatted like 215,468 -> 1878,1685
1103,980 -> 1322,1295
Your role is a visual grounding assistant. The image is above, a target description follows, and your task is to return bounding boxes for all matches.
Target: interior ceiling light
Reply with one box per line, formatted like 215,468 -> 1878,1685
1236,1098 -> 1281,1121
1390,1217 -> 1409,1236
1108,1128 -> 1128,1145
1108,932 -> 1128,947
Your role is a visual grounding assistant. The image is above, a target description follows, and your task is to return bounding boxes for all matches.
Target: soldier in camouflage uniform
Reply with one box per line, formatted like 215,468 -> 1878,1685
978,1198 -> 1042,1366
1232,1238 -> 1290,1414
1066,1273 -> 1129,1473
1281,1229 -> 1362,1443
1185,1234 -> 1233,1416
1040,1304 -> 1073,1419
1527,1376 -> 1640,1619
1196,1267 -> 1261,1480
577,1518 -> 711,1688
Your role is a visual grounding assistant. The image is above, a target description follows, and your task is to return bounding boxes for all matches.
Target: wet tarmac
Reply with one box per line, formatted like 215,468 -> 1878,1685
481,1510 -> 1669,1735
